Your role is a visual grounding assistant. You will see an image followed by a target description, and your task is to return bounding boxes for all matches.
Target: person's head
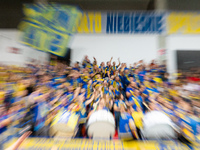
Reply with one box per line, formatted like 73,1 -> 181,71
101,62 -> 105,67
107,61 -> 111,67
134,68 -> 139,74
138,65 -> 143,71
164,101 -> 173,110
0,105 -> 6,116
124,69 -> 129,74
43,74 -> 50,82
157,96 -> 164,104
73,71 -> 80,79
120,93 -> 124,100
43,91 -> 51,101
103,80 -> 108,86
80,88 -> 86,95
129,76 -> 134,82
34,85 -> 43,93
129,106 -> 134,113
149,80 -> 156,87
58,71 -> 65,77
110,75 -> 115,80
68,103 -> 76,111
173,96 -> 182,104
88,79 -> 92,85
82,70 -> 89,76
127,106 -> 132,114
9,102 -> 23,114
134,89 -> 140,97
98,68 -> 102,72
78,93 -> 85,103
94,65 -> 98,70
96,73 -> 101,79
144,75 -> 149,81
113,61 -> 116,66
148,102 -> 156,111
74,62 -> 79,68
136,106 -> 142,113
109,84 -> 113,90
67,85 -> 74,92
182,101 -> 194,115
85,55 -> 88,60
115,94 -> 120,100
115,76 -> 120,82
164,73 -> 169,78
130,81 -> 136,88
140,85 -> 146,92
55,89 -> 64,96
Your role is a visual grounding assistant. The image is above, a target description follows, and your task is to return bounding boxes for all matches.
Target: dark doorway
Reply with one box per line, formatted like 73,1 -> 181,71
176,50 -> 200,71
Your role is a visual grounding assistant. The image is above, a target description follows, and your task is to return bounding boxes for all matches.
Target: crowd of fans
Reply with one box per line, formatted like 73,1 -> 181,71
0,56 -> 200,144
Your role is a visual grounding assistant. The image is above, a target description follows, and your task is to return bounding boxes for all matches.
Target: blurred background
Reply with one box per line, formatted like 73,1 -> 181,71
1,0 -> 200,75
1,0 -> 200,149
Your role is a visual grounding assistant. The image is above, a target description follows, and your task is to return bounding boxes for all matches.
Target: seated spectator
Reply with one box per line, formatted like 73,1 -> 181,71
118,103 -> 138,140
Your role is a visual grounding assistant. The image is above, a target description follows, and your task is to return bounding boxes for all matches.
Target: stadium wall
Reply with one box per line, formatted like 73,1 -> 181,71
166,35 -> 200,75
70,34 -> 159,65
1,29 -> 200,76
0,29 -> 50,66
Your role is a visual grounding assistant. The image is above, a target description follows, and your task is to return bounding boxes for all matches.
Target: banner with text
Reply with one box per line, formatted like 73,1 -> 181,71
77,12 -> 166,34
167,12 -> 200,34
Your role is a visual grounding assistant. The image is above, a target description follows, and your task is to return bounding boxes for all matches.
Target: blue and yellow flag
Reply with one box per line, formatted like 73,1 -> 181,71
19,4 -> 82,56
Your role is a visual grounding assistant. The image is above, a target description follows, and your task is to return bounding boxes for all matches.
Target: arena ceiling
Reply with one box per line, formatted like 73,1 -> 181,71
49,0 -> 154,10
0,0 -> 154,28
0,0 -> 200,28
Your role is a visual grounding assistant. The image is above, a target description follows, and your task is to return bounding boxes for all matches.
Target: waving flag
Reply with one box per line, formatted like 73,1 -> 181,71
19,4 -> 82,56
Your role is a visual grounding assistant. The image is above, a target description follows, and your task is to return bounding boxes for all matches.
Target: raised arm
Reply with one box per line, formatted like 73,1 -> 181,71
117,58 -> 121,68
114,103 -> 120,112
0,117 -> 12,128
34,93 -> 49,103
85,94 -> 95,106
49,91 -> 63,106
120,64 -> 125,74
129,119 -> 138,139
109,57 -> 113,64
93,57 -> 97,65
5,131 -> 32,150
125,100 -> 133,107
126,91 -> 132,99
107,70 -> 111,79
73,87 -> 81,99
99,86 -> 103,98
